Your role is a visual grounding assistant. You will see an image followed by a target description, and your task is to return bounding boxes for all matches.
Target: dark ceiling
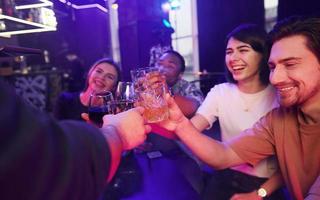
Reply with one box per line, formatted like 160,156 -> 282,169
56,0 -> 107,6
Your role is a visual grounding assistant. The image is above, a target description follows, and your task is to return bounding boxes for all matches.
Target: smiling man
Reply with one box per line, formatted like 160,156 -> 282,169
156,50 -> 204,118
154,16 -> 320,200
268,34 -> 320,110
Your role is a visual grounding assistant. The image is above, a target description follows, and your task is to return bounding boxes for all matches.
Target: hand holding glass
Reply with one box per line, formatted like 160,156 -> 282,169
131,67 -> 168,123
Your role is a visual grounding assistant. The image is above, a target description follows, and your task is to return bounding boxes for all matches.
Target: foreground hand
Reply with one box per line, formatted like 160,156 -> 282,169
230,191 -> 263,200
156,94 -> 188,132
102,107 -> 151,150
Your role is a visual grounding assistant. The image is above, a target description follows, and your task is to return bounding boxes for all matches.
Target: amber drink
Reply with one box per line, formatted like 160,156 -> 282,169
131,67 -> 168,123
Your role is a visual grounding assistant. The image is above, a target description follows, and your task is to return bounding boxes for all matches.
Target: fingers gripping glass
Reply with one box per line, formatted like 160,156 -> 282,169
130,67 -> 169,123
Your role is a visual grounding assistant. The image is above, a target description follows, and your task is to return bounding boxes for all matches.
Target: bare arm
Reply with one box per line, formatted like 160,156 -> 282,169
190,113 -> 210,131
101,107 -> 151,182
260,171 -> 284,196
100,125 -> 123,182
230,171 -> 284,200
158,95 -> 244,169
176,118 -> 243,169
174,95 -> 201,118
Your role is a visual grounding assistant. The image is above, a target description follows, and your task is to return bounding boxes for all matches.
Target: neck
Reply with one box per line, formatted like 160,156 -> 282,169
237,79 -> 267,94
300,92 -> 320,124
80,89 -> 92,106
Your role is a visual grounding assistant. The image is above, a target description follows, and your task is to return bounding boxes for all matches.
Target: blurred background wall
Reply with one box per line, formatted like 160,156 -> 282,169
1,0 -> 320,110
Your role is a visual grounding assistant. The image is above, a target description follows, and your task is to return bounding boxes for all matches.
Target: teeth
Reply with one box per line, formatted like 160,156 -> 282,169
233,67 -> 244,70
95,81 -> 105,87
279,87 -> 294,91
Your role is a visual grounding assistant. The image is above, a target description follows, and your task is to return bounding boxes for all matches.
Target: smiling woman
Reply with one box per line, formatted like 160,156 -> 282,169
53,58 -> 121,121
191,24 -> 286,200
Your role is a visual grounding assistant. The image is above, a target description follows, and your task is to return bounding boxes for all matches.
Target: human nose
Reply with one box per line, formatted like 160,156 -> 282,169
269,66 -> 287,85
229,52 -> 240,61
158,65 -> 166,74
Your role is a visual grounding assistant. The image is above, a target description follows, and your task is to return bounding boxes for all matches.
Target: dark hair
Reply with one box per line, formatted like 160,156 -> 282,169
225,24 -> 270,85
83,58 -> 121,91
162,50 -> 186,73
267,16 -> 320,62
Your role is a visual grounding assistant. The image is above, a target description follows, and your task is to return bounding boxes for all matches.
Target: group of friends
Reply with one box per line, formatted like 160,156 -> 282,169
1,16 -> 320,200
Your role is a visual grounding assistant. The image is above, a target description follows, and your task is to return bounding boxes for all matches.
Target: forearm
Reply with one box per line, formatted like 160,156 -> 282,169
190,113 -> 210,132
260,171 -> 284,196
101,125 -> 123,182
174,95 -> 200,118
175,118 -> 244,169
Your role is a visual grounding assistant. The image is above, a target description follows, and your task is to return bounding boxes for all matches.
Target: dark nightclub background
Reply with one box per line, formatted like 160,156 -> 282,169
1,0 -> 320,110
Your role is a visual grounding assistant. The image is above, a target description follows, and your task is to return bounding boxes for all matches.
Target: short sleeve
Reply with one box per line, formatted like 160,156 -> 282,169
227,111 -> 276,166
196,86 -> 220,128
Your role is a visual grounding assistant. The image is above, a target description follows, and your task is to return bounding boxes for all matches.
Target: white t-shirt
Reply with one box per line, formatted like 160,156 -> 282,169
197,83 -> 279,178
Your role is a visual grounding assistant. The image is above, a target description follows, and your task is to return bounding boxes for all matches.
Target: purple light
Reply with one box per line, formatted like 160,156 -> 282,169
161,2 -> 171,12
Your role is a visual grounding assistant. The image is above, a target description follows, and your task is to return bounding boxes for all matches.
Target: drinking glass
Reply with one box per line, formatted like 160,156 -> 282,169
114,81 -> 135,113
131,67 -> 168,123
88,91 -> 115,127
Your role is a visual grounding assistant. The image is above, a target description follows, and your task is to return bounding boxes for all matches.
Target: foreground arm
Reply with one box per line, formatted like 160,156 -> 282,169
230,171 -> 284,200
101,107 -> 151,181
190,113 -> 210,131
191,106 -> 284,199
174,95 -> 201,118
0,81 -> 149,200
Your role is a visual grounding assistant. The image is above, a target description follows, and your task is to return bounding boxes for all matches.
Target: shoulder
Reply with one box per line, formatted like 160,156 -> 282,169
208,82 -> 237,95
214,82 -> 236,90
255,106 -> 297,132
173,79 -> 203,96
268,106 -> 297,119
174,79 -> 191,88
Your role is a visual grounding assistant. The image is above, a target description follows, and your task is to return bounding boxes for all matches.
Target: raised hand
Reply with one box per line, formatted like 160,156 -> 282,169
156,94 -> 188,132
102,107 -> 151,150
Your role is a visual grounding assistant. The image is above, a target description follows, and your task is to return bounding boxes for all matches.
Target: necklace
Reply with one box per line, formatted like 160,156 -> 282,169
238,90 -> 262,112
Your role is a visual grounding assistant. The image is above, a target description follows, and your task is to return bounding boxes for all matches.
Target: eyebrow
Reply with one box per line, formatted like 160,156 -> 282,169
95,67 -> 117,76
268,57 -> 302,65
226,44 -> 251,51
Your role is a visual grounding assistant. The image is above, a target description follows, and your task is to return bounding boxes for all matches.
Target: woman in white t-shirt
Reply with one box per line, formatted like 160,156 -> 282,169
191,24 -> 286,200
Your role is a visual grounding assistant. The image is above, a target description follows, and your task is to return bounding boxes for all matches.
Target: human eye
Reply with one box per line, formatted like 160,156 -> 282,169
268,63 -> 275,71
106,74 -> 115,80
225,50 -> 232,55
283,62 -> 296,68
169,60 -> 178,66
95,69 -> 103,74
240,49 -> 249,53
239,48 -> 250,53
157,60 -> 163,65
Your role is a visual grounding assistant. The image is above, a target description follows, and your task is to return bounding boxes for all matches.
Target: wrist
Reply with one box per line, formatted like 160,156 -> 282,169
175,117 -> 192,137
100,125 -> 123,182
101,125 -> 124,151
